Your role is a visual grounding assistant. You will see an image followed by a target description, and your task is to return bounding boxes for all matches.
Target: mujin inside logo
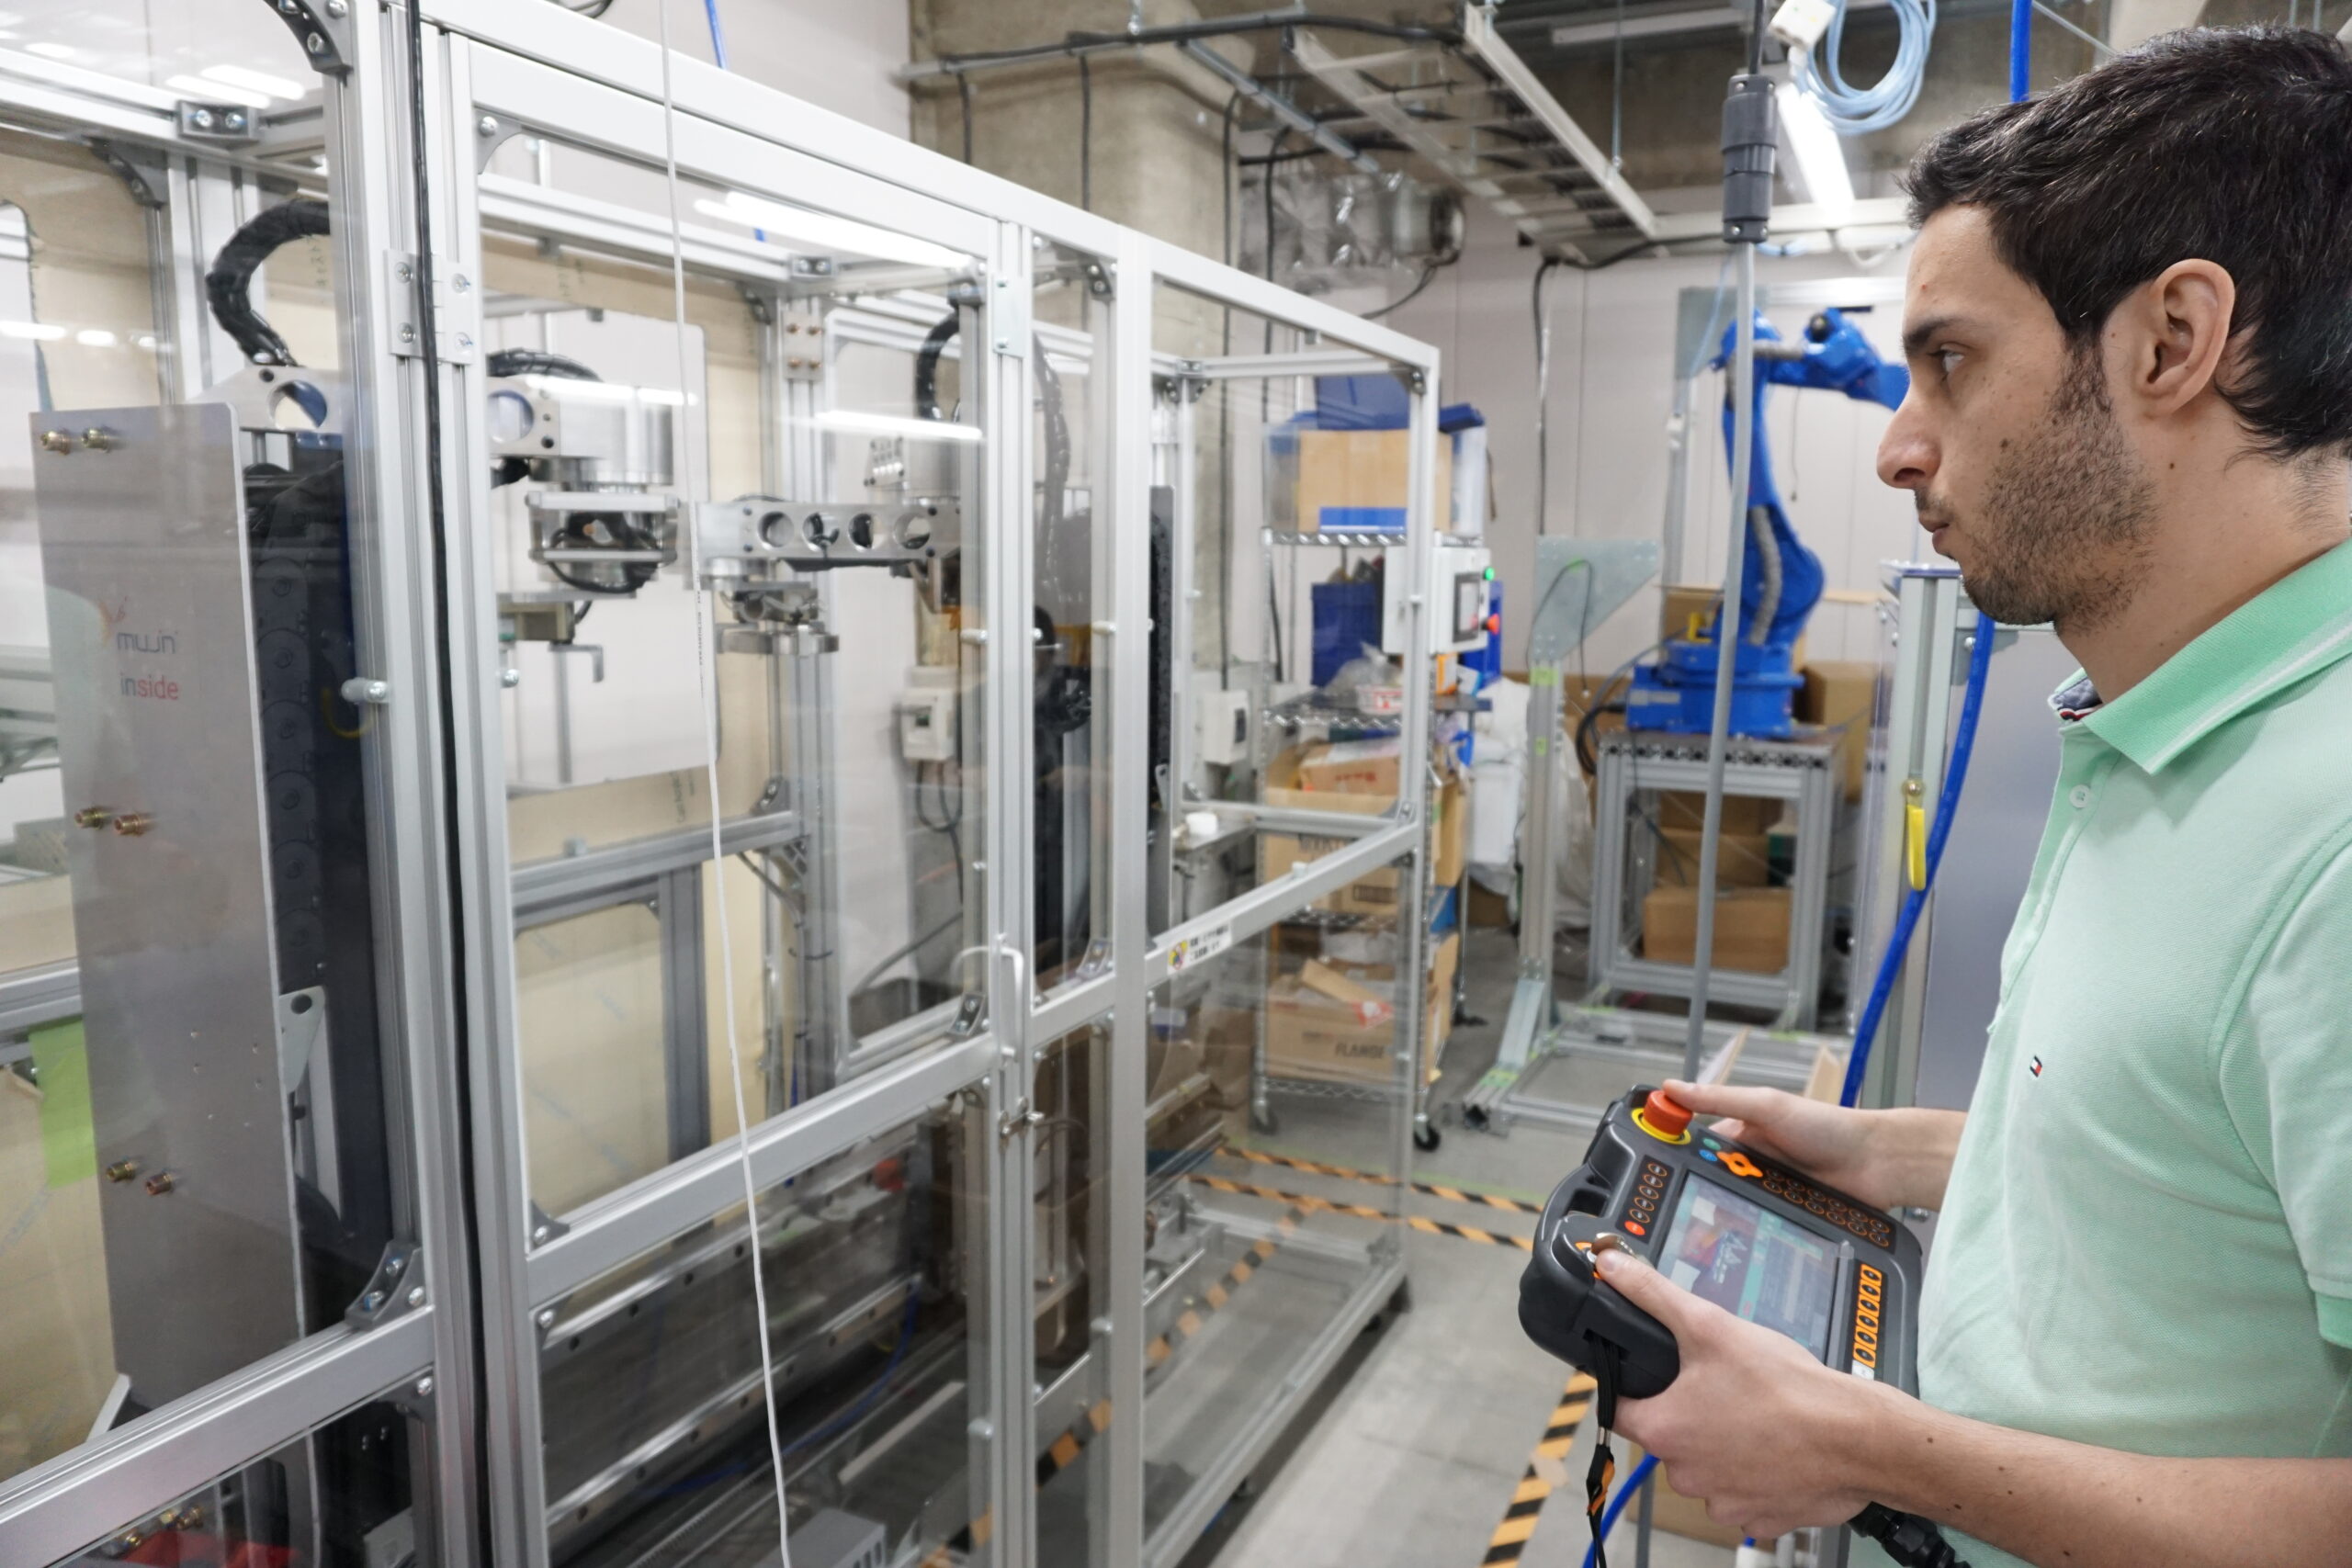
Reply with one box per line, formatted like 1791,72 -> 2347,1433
106,600 -> 185,701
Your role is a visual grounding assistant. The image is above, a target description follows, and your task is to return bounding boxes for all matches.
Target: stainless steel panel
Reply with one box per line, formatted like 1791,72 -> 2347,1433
33,401 -> 303,1406
1913,626 -> 2075,1111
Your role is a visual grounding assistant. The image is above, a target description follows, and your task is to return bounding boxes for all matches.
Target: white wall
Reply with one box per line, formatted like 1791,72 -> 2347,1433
602,0 -> 911,137
1368,208 -> 1934,679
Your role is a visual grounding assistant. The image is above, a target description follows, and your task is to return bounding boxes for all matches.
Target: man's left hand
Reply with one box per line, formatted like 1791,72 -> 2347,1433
1596,1246 -> 1885,1540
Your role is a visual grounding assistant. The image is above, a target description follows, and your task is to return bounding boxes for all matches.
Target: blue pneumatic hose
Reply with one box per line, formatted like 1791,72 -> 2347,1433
1581,1455 -> 1661,1568
1839,617 -> 1996,1107
2008,0 -> 2032,101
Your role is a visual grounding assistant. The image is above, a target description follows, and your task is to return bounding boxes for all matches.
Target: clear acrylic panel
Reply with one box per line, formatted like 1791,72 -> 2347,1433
535,1101 -> 992,1566
1148,284 -> 1424,939
41,1396 -> 422,1567
478,130 -> 990,1222
0,27 -> 409,1488
1030,242 -> 1114,998
1031,1019 -> 1114,1567
1138,861 -> 1419,1544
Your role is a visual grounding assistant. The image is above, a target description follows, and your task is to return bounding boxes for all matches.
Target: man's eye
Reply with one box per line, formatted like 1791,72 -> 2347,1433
1935,348 -> 1964,377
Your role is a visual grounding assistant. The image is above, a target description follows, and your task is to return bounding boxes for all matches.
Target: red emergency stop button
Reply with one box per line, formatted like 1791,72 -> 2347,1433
1638,1089 -> 1692,1139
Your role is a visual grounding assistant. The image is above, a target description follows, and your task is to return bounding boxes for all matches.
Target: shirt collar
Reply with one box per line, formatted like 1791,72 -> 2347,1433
2055,538 -> 2352,773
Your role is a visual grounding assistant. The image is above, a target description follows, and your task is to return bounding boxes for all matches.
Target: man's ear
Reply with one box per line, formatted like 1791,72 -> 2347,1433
2111,259 -> 2235,420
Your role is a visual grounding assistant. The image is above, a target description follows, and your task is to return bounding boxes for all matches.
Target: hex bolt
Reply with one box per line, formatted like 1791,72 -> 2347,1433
398,324 -> 416,344
104,1160 -> 140,1182
38,430 -> 72,454
407,1284 -> 425,1307
224,113 -> 246,131
189,107 -> 215,130
477,115 -> 500,138
307,30 -> 326,53
537,1308 -> 557,1328
144,1171 -> 175,1196
361,1291 -> 383,1312
531,1224 -> 550,1245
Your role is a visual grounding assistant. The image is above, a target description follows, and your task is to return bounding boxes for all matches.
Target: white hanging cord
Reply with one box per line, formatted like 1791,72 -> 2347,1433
1782,0 -> 1938,134
652,4 -> 796,1563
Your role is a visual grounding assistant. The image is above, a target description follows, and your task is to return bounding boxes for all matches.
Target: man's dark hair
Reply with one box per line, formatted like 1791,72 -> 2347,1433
1905,28 -> 2352,459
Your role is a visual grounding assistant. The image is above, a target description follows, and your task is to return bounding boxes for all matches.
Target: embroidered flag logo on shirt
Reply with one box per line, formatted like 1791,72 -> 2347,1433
2030,1056 -> 2044,1077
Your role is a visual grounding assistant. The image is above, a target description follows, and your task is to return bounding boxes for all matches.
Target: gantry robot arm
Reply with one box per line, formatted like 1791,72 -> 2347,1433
1628,307 -> 1909,738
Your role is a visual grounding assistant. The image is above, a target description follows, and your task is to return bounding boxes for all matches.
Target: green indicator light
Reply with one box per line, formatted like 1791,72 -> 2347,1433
1483,567 -> 1496,581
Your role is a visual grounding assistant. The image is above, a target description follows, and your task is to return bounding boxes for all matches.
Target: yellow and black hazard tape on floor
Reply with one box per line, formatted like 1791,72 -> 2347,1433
1481,1373 -> 1597,1565
1189,1173 -> 1536,1252
1227,1146 -> 1545,1216
1147,1201 -> 1308,1369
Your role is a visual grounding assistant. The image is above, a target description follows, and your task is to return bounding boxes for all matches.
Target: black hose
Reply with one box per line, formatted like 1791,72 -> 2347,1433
485,348 -> 603,382
913,312 -> 961,423
205,198 -> 330,367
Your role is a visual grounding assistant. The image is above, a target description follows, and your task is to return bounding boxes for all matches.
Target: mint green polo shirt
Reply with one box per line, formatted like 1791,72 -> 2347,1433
1905,539 -> 2352,1568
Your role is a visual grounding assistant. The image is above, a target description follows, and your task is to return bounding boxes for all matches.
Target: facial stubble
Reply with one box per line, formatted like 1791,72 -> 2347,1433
1943,351 -> 2156,632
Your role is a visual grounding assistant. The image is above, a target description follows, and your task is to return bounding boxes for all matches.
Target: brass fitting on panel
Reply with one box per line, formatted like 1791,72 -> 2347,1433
111,812 -> 153,837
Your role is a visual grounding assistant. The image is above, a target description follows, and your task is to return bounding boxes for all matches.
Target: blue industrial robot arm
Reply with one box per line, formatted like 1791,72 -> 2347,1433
1707,307 -> 1909,657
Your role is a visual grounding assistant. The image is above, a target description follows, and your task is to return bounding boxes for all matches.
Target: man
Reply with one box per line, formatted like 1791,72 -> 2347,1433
1591,29 -> 2352,1567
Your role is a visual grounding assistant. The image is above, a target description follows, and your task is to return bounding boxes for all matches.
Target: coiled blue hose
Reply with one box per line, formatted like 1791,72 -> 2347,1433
1839,617 -> 1996,1107
1791,0 -> 1938,134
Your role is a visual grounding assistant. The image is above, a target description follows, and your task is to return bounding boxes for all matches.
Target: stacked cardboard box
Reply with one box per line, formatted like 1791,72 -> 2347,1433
1292,428 -> 1453,534
1639,885 -> 1792,974
1261,930 -> 1459,1085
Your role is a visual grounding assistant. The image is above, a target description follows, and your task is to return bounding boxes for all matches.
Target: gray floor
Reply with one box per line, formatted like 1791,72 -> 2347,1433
1190,925 -> 1742,1568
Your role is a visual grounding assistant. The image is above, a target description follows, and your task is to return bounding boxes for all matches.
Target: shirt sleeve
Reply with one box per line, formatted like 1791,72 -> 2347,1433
2217,836 -> 2352,1344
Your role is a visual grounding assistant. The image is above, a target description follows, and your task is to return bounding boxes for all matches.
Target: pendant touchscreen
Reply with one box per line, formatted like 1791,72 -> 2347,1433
1518,1085 -> 1926,1400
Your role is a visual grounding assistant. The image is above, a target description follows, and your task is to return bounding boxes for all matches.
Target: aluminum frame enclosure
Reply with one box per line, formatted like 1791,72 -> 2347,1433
0,6 -> 1447,1566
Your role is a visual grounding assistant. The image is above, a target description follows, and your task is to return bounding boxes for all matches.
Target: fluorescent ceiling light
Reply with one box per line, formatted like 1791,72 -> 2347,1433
691,194 -> 971,273
74,328 -> 115,347
132,333 -> 157,350
166,73 -> 270,108
203,63 -> 305,99
0,320 -> 65,340
23,40 -> 73,60
1777,84 -> 1854,227
808,410 -> 982,445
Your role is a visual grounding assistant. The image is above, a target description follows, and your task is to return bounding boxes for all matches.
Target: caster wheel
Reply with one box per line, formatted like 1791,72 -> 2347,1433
1413,1121 -> 1442,1153
1250,1105 -> 1279,1136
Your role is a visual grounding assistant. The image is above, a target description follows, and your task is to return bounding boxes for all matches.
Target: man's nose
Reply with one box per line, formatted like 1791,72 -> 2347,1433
1876,392 -> 1936,492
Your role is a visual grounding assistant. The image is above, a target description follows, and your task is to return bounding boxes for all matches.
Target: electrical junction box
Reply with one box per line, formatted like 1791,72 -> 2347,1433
897,668 -> 956,761
1385,543 -> 1494,658
1194,684 -> 1254,767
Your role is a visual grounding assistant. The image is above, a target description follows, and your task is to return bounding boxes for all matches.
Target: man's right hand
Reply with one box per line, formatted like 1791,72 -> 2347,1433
1658,1080 -> 1965,1213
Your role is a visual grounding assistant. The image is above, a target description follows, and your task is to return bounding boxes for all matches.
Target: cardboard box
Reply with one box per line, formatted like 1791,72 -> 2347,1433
1431,767 -> 1468,888
1654,828 -> 1772,889
1468,882 -> 1512,928
1799,660 -> 1878,801
1625,1443 -> 1747,1549
1289,737 -> 1403,798
1262,931 -> 1458,1085
1293,427 -> 1453,534
1658,790 -> 1781,836
1640,885 -> 1792,974
1261,742 -> 1403,917
1259,832 -> 1404,918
